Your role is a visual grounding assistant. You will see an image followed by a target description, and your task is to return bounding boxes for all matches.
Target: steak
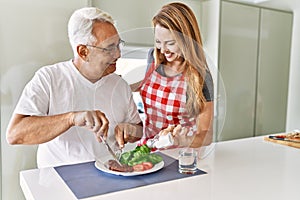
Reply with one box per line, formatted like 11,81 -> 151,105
108,160 -> 134,172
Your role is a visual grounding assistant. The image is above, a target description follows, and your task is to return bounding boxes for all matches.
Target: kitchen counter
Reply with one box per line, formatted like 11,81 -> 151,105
20,136 -> 300,200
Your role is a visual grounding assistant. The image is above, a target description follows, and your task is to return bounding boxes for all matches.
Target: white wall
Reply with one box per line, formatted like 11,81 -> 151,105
0,1 -> 88,199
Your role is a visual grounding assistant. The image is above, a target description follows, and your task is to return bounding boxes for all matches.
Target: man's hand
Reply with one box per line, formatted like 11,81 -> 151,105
115,123 -> 143,148
72,110 -> 109,142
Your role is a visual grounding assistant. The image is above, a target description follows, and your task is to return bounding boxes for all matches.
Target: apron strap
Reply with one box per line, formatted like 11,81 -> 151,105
138,48 -> 157,89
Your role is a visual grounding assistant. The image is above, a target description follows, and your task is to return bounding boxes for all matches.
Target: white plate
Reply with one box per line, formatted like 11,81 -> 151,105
94,159 -> 164,176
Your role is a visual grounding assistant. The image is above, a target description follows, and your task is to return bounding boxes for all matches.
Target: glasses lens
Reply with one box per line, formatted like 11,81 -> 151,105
118,40 -> 125,50
86,40 -> 125,55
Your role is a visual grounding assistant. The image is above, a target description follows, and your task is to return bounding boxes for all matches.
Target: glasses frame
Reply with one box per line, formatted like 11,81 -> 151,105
85,39 -> 125,55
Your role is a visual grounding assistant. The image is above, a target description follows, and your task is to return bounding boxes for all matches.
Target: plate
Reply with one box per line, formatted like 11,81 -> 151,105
94,158 -> 164,176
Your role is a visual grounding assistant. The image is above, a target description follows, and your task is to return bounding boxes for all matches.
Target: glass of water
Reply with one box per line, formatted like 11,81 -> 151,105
178,148 -> 198,174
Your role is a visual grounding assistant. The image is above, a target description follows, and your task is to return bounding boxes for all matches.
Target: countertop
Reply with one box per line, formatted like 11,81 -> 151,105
20,136 -> 300,200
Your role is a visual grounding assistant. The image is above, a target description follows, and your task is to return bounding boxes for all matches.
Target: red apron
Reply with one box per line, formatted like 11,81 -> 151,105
140,63 -> 197,144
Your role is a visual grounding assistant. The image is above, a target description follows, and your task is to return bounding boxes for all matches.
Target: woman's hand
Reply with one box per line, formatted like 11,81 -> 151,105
159,125 -> 193,147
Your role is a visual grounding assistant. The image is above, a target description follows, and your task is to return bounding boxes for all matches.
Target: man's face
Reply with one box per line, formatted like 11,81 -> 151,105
82,21 -> 121,82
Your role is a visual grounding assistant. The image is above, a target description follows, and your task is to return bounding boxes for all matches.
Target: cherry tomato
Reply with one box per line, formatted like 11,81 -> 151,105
142,162 -> 153,170
133,164 -> 144,171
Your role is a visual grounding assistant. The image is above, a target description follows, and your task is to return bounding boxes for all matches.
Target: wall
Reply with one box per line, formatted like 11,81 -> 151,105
0,1 -> 88,199
286,8 -> 300,132
241,1 -> 300,132
230,0 -> 300,134
92,0 -> 204,46
202,0 -> 300,134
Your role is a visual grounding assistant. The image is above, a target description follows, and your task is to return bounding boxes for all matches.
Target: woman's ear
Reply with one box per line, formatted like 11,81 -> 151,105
77,45 -> 89,62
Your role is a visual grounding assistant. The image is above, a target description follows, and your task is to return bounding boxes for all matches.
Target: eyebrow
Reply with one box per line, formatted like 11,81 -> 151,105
106,39 -> 122,47
156,39 -> 175,43
166,40 -> 175,43
104,42 -> 116,48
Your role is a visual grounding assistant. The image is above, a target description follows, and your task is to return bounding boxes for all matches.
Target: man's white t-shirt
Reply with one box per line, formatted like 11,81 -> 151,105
14,60 -> 141,168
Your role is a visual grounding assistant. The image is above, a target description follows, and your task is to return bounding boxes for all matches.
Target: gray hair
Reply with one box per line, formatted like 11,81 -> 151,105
68,7 -> 115,56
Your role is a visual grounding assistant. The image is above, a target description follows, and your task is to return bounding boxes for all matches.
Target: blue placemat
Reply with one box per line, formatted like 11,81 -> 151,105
54,153 -> 206,199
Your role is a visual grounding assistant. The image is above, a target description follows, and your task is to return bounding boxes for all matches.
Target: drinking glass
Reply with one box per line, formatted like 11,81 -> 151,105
178,148 -> 198,174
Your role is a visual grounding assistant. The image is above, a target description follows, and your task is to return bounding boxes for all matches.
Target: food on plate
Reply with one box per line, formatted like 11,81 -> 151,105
107,160 -> 134,172
107,144 -> 163,173
107,159 -> 156,172
119,145 -> 150,165
132,162 -> 154,172
119,145 -> 163,166
106,145 -> 163,173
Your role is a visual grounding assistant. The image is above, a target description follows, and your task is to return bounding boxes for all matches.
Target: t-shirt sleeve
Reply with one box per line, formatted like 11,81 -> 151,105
203,69 -> 214,102
14,69 -> 50,116
146,48 -> 155,72
126,86 -> 142,124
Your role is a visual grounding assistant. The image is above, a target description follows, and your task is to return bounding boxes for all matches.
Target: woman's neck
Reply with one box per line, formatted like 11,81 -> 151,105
163,61 -> 185,77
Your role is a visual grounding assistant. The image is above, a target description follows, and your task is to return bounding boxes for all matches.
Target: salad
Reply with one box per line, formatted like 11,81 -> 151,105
118,145 -> 163,171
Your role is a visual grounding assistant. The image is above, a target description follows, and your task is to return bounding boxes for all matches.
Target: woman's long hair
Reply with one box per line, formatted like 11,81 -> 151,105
152,2 -> 208,116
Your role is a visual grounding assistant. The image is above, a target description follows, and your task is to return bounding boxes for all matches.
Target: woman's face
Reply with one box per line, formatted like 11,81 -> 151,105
154,24 -> 182,63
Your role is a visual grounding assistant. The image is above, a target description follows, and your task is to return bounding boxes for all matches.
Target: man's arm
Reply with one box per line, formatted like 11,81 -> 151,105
6,110 -> 109,145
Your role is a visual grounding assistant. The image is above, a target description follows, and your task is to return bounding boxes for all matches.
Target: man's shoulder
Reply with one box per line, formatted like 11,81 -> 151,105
38,60 -> 72,72
106,73 -> 124,81
105,73 -> 131,89
35,60 -> 73,77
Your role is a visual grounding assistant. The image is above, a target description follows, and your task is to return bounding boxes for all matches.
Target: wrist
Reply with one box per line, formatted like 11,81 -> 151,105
68,112 -> 76,127
177,136 -> 194,148
132,123 -> 143,139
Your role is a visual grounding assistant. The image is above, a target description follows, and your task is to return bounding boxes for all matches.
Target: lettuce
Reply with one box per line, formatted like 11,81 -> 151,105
119,145 -> 162,166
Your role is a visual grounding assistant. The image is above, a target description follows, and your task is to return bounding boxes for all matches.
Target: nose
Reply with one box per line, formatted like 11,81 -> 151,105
160,43 -> 168,54
112,48 -> 121,59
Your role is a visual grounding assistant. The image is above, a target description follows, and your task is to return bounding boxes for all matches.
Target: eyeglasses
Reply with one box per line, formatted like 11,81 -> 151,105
86,39 -> 125,55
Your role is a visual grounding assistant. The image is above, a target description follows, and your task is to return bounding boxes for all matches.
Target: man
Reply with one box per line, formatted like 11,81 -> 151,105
6,7 -> 143,168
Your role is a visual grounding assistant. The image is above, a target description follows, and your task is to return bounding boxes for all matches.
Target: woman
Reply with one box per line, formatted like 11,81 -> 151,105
135,2 -> 214,149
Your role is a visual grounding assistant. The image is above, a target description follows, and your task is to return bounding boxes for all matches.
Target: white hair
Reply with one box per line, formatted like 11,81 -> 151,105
68,7 -> 115,56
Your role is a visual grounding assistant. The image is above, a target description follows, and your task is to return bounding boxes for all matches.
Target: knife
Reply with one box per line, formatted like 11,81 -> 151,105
269,135 -> 300,143
99,135 -> 122,165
